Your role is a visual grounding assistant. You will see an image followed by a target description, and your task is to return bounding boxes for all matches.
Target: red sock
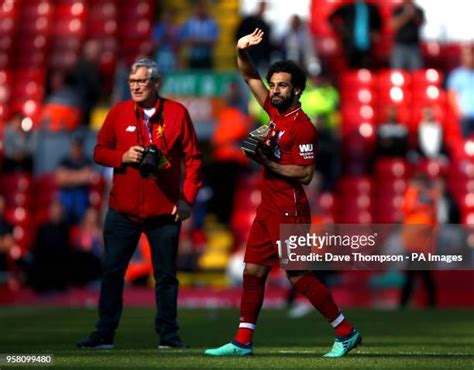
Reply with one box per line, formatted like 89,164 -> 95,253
293,274 -> 353,337
334,318 -> 353,337
234,274 -> 266,345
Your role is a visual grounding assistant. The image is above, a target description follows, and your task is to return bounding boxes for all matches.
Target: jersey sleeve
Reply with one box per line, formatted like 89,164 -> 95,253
291,122 -> 318,166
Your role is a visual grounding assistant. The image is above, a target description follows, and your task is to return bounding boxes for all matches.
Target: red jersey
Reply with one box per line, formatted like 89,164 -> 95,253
259,96 -> 318,218
94,98 -> 202,220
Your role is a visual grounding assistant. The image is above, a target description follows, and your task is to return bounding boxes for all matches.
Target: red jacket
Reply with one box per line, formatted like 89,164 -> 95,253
94,98 -> 202,220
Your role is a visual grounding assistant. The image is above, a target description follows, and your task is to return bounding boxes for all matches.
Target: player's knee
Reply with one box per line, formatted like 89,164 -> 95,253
286,271 -> 305,285
243,263 -> 270,278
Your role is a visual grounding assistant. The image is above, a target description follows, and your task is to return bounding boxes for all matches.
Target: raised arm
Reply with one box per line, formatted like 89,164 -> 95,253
391,4 -> 424,32
236,28 -> 268,107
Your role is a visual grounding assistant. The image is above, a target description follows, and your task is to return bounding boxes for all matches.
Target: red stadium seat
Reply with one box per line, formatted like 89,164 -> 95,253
87,20 -> 117,37
341,86 -> 377,105
340,69 -> 376,89
0,35 -> 13,52
0,52 -> 13,69
54,2 -> 87,19
315,35 -> 342,58
338,208 -> 373,224
89,1 -> 117,18
13,69 -> 45,84
0,83 -> 10,104
120,19 -> 152,38
15,34 -> 49,52
0,0 -> 20,18
374,197 -> 403,223
52,18 -> 86,37
414,159 -> 448,179
374,158 -> 410,179
0,103 -> 11,121
12,224 -> 34,252
23,18 -> 52,35
0,17 -> 16,37
20,0 -> 54,18
121,0 -> 153,18
341,103 -> 377,126
315,191 -> 336,219
14,51 -> 48,69
377,86 -> 412,106
11,79 -> 45,102
2,172 -> 34,194
377,70 -> 412,89
4,207 -> 33,227
376,178 -> 407,197
338,176 -> 374,195
412,69 -> 443,89
11,99 -> 42,126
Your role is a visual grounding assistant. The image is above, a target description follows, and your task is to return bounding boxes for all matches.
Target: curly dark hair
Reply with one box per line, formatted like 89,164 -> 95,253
265,60 -> 307,93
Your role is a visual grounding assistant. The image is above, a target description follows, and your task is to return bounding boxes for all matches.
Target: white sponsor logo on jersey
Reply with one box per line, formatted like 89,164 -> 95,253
299,143 -> 314,159
126,125 -> 137,132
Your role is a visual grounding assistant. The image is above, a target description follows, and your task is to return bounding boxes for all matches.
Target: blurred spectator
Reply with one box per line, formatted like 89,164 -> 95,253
329,0 -> 382,69
71,206 -> 103,258
376,105 -> 409,157
69,206 -> 103,286
235,1 -> 273,70
112,59 -> 132,104
25,200 -> 71,293
400,174 -> 438,307
40,71 -> 83,131
300,74 -> 341,191
390,0 -> 425,70
55,135 -> 99,225
0,195 -> 14,284
433,177 -> 460,225
179,1 -> 219,69
2,113 -> 37,173
281,15 -> 321,77
207,81 -> 252,224
152,9 -> 180,73
416,106 -> 446,160
70,40 -> 102,125
447,44 -> 474,139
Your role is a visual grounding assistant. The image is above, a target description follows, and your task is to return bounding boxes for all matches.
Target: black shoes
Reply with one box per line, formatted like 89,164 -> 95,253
158,336 -> 190,349
77,331 -> 114,349
77,331 -> 189,350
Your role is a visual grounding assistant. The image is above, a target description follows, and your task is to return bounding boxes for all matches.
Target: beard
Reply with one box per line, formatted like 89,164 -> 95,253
270,92 -> 295,110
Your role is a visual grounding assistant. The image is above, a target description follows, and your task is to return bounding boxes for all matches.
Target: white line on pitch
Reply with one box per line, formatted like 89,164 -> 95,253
279,350 -> 472,356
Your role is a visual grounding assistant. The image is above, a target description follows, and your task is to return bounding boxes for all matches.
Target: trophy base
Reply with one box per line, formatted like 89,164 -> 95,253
241,137 -> 260,155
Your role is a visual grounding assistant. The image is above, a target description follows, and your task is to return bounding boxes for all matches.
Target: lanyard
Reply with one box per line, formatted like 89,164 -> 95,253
135,97 -> 164,147
144,114 -> 153,144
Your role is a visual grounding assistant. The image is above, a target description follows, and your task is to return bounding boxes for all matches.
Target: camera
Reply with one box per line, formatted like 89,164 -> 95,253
138,144 -> 169,178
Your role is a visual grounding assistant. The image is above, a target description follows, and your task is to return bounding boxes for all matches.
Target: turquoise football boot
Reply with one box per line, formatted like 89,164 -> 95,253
204,341 -> 253,356
323,329 -> 362,358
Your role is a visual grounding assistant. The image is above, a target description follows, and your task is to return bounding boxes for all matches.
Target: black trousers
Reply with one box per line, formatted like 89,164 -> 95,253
96,209 -> 181,340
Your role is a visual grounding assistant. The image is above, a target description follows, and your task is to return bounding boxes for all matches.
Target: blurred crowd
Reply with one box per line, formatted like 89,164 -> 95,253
1,0 -> 473,297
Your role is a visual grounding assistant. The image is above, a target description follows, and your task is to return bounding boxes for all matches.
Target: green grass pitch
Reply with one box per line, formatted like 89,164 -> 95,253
0,307 -> 473,369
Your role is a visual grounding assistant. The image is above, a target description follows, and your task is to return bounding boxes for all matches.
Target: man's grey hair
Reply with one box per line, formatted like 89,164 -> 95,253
130,58 -> 160,79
